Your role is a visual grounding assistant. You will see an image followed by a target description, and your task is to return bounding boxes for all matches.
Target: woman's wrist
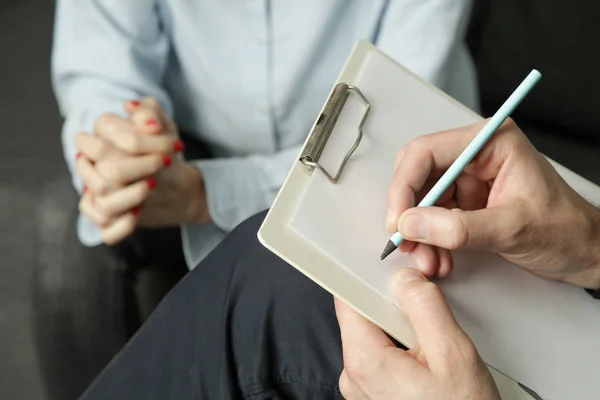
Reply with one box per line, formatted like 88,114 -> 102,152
183,164 -> 211,224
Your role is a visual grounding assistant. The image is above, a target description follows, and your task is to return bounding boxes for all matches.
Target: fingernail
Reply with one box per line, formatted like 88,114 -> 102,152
83,186 -> 88,194
162,155 -> 172,167
386,208 -> 398,233
76,152 -> 82,160
132,207 -> 141,217
395,268 -> 425,284
173,140 -> 185,152
146,119 -> 159,127
146,178 -> 157,189
129,100 -> 140,107
400,213 -> 429,240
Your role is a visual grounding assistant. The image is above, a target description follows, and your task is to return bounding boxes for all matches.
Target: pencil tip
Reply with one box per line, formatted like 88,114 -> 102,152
380,240 -> 397,261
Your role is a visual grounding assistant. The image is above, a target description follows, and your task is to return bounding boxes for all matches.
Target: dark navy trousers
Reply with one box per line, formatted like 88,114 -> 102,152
81,211 -> 345,399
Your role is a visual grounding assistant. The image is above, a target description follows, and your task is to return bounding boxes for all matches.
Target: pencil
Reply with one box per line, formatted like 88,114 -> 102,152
380,69 -> 542,261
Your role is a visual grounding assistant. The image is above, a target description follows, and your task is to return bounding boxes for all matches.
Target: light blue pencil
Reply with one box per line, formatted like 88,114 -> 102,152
380,69 -> 542,260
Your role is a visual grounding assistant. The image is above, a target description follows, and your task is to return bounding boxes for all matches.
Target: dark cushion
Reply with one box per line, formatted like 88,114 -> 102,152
467,0 -> 600,184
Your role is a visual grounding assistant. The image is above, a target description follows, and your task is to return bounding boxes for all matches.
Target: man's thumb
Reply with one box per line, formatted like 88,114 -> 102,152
397,206 -> 516,252
393,268 -> 465,355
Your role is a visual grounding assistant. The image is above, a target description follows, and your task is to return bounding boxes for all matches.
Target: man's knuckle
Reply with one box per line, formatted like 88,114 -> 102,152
394,147 -> 406,167
419,281 -> 441,300
344,350 -> 384,384
406,138 -> 434,168
343,356 -> 369,382
407,137 -> 425,153
449,209 -> 470,249
404,281 -> 441,308
503,117 -> 516,129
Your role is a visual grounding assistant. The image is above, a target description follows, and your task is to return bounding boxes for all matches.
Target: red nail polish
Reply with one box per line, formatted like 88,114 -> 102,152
162,155 -> 172,167
146,178 -> 157,189
83,186 -> 88,194
173,140 -> 184,152
146,119 -> 159,127
76,152 -> 82,160
132,207 -> 141,216
129,100 -> 140,107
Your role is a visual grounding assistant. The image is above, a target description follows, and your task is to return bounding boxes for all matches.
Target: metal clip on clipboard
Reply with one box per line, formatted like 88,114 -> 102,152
299,83 -> 371,183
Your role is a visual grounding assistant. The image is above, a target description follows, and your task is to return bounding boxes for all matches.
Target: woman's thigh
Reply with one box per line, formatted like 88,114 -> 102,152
80,211 -> 344,400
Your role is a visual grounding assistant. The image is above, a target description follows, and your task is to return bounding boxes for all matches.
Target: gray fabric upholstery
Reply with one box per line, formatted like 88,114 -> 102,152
1,1 -> 599,399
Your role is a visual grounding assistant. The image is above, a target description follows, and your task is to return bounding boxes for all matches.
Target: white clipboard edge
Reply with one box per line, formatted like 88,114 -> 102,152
258,40 -> 539,399
258,40 -> 417,347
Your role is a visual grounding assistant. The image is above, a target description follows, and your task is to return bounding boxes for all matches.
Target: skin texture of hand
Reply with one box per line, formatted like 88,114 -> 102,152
386,118 -> 600,290
335,268 -> 500,400
75,98 -> 209,245
123,99 -> 210,229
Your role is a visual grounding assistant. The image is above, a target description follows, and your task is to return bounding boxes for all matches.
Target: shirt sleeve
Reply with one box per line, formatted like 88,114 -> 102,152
191,145 -> 300,231
52,0 -> 173,193
375,0 -> 478,109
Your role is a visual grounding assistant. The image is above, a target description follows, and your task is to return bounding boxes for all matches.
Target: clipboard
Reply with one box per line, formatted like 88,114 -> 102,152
258,40 -> 600,399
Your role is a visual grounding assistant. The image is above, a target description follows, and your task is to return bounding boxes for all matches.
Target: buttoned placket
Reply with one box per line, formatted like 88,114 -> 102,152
243,0 -> 277,153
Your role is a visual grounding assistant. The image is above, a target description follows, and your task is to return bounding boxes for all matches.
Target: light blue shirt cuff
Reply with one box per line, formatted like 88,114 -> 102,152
181,222 -> 227,269
77,214 -> 104,247
181,152 -> 298,269
192,157 -> 281,232
190,145 -> 299,231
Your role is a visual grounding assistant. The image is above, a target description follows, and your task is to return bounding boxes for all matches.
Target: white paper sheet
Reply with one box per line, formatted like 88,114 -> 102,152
290,49 -> 600,399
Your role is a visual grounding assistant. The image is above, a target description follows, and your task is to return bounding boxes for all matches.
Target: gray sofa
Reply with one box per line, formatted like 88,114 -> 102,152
29,1 -> 600,400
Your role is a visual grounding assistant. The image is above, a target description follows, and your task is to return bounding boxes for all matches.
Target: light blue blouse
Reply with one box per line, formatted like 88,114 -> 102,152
52,0 -> 478,267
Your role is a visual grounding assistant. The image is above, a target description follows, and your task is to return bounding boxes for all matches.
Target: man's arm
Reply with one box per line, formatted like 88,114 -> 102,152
52,0 -> 172,194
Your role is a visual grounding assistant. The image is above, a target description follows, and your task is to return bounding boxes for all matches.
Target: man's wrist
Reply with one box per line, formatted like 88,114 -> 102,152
577,202 -> 600,292
183,164 -> 211,224
589,205 -> 600,290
